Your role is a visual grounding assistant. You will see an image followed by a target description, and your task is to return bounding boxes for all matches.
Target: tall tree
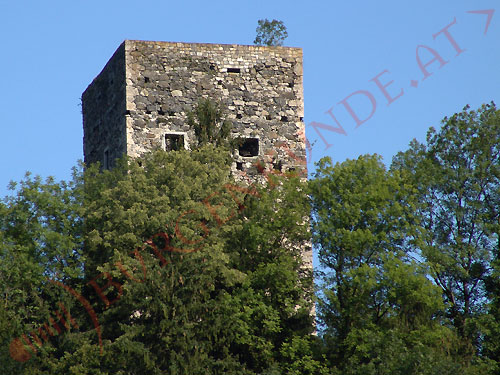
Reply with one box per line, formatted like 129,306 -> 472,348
0,169 -> 85,374
310,154 -> 465,374
1,145 -> 320,374
391,103 -> 500,363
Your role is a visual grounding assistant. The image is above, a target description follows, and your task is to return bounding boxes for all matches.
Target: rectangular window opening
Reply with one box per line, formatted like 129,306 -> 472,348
238,138 -> 259,157
165,133 -> 185,152
227,68 -> 241,74
103,149 -> 110,170
273,160 -> 283,171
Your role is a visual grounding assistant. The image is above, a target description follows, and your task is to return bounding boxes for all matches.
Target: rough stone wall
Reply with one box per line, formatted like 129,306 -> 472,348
82,44 -> 127,168
123,40 -> 306,183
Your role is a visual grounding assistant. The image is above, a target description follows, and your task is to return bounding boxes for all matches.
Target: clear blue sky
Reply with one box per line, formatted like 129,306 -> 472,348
0,0 -> 498,197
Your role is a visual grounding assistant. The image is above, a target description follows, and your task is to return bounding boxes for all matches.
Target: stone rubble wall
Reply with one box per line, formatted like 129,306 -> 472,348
123,40 -> 306,183
82,44 -> 127,168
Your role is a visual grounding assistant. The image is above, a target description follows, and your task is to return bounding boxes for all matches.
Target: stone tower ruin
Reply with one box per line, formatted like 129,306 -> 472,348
82,40 -> 307,183
82,40 -> 311,268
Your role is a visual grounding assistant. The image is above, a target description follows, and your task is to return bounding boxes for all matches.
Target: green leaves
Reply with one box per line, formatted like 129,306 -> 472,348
392,103 -> 500,353
254,19 -> 288,47
310,103 -> 500,373
311,154 -> 456,373
0,168 -> 85,373
311,155 -> 416,268
5,101 -> 499,373
0,142 -> 319,373
187,98 -> 234,151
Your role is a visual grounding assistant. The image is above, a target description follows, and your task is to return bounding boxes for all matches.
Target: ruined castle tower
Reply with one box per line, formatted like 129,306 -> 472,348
82,40 -> 306,180
82,40 -> 310,266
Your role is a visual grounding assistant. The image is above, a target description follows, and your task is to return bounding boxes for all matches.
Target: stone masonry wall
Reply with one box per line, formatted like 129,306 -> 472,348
82,44 -> 127,168
123,40 -> 306,183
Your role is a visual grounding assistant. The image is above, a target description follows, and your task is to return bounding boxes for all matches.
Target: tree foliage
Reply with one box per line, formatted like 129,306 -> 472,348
309,102 -> 500,373
0,144 -> 319,374
187,98 -> 233,149
0,169 -> 85,373
309,155 -> 463,374
254,19 -> 288,47
391,103 -> 500,362
2,102 -> 500,374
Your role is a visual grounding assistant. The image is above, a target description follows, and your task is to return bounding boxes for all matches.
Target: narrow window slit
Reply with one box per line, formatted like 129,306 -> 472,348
273,160 -> 283,171
103,149 -> 110,170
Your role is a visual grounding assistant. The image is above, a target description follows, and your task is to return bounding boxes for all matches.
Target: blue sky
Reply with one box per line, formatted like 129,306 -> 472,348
0,0 -> 498,197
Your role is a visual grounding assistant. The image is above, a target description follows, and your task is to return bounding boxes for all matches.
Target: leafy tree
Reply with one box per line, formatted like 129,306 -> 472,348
0,169 -> 85,374
187,98 -> 233,149
225,169 -> 322,373
1,144 -> 319,374
310,154 -> 465,374
391,103 -> 500,368
254,19 -> 288,47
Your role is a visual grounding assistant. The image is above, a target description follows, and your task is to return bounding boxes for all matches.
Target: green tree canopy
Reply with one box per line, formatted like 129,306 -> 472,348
309,154 -> 462,374
4,100 -> 500,374
0,169 -> 85,373
1,145 -> 320,374
254,19 -> 288,47
391,103 -> 500,357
